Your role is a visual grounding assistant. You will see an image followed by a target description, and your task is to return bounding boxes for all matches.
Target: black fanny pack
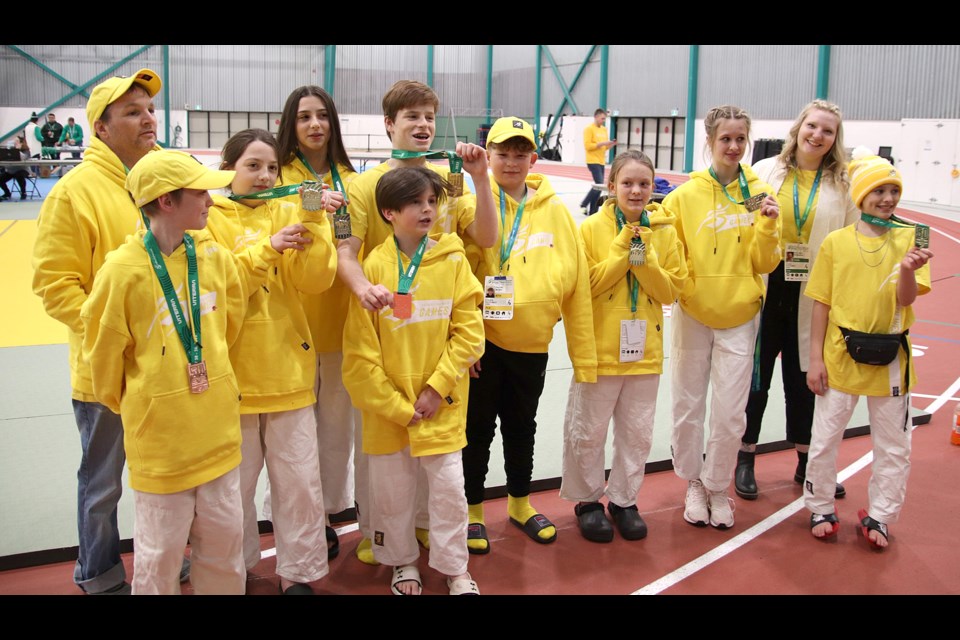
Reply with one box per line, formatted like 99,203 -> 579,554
839,327 -> 907,366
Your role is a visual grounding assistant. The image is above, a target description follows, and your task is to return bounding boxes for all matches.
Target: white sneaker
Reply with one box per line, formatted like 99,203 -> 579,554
708,489 -> 736,529
683,479 -> 709,526
580,206 -> 589,216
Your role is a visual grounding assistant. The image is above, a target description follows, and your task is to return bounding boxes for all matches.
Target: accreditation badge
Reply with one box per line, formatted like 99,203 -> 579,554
482,275 -> 514,321
447,172 -> 464,198
187,361 -> 209,394
783,242 -> 810,282
744,192 -> 768,213
619,320 -> 646,363
301,180 -> 325,211
393,293 -> 412,320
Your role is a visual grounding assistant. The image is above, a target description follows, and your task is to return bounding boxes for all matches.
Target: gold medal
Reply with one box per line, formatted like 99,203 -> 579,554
629,240 -> 646,266
301,180 -> 325,212
188,361 -> 209,394
744,192 -> 767,212
333,212 -> 352,240
915,225 -> 930,249
447,172 -> 463,198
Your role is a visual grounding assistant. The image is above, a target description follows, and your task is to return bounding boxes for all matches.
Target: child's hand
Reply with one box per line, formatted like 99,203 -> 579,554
322,189 -> 346,213
901,246 -> 933,272
806,361 -> 829,396
360,284 -> 393,311
408,410 -> 423,426
271,223 -> 312,253
759,195 -> 780,219
413,386 -> 442,420
456,141 -> 488,178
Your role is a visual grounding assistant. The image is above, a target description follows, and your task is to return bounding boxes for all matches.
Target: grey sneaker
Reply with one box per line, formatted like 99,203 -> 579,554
683,479 -> 709,527
708,489 -> 736,529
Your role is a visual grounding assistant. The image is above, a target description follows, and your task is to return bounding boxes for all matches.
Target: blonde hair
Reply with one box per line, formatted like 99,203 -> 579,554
703,105 -> 752,163
778,99 -> 850,191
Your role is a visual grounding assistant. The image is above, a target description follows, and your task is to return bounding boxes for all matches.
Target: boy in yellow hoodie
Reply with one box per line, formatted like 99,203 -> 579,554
342,167 -> 484,595
462,116 -> 597,554
561,150 -> 687,543
80,150 -> 279,594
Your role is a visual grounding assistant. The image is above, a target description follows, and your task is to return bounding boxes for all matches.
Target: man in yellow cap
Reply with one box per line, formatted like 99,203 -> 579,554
31,68 -> 164,595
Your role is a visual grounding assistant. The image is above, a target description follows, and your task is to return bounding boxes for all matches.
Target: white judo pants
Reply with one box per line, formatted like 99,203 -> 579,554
671,303 -> 759,493
239,406 -> 328,583
560,374 -> 660,507
804,388 -> 912,524
369,448 -> 467,577
132,467 -> 244,595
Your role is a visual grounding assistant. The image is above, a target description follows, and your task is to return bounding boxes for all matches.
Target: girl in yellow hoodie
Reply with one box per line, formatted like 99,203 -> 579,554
662,105 -> 782,530
205,128 -> 341,595
560,150 -> 687,543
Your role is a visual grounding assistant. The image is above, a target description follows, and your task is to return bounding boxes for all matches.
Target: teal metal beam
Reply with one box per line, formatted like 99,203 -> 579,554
6,45 -> 90,99
683,45 -> 699,173
324,45 -> 337,96
539,45 -> 598,151
162,45 -> 170,147
534,45 -> 542,151
816,45 -> 831,100
426,45 -> 434,87
1,44 -> 155,144
600,45 -> 611,163
485,45 -> 493,124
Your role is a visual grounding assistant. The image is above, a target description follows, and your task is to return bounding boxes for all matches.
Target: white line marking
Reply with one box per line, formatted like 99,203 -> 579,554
260,522 -> 359,560
634,384 -> 960,595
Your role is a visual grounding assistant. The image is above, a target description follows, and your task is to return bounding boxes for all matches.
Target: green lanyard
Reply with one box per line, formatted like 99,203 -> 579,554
860,212 -> 919,229
614,206 -> 647,314
395,234 -> 429,295
143,231 -> 203,364
391,149 -> 463,174
498,188 -> 527,273
227,184 -> 302,201
296,151 -> 348,216
792,166 -> 823,241
708,165 -> 751,206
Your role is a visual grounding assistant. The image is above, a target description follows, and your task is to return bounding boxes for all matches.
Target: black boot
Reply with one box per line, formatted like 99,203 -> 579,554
795,450 -> 845,499
735,450 -> 758,500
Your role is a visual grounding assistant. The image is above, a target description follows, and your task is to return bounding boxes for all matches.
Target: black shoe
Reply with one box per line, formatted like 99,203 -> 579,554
795,451 -> 845,498
735,450 -> 758,500
0,194 -> 10,201
281,582 -> 314,595
608,503 -> 647,540
574,502 -> 614,543
326,525 -> 340,560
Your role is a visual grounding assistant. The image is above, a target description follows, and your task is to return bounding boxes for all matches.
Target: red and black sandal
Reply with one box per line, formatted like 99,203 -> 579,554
857,508 -> 889,549
810,511 -> 840,539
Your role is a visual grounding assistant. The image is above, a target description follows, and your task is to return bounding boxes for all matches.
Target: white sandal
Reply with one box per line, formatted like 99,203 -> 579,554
390,564 -> 422,595
447,574 -> 480,595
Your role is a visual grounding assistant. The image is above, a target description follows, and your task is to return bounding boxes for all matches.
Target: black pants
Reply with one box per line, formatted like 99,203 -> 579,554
743,261 -> 815,445
1,170 -> 27,197
462,341 -> 548,505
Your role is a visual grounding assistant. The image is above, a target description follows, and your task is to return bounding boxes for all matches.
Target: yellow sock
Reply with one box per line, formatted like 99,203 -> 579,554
355,537 -> 380,566
467,503 -> 488,552
508,494 -> 556,542
415,527 -> 430,549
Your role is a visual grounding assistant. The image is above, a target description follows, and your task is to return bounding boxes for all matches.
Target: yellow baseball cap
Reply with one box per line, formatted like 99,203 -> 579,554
487,116 -> 536,147
126,150 -> 235,207
86,68 -> 162,128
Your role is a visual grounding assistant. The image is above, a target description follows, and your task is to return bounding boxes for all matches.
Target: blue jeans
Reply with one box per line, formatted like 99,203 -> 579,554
71,400 -> 127,593
580,163 -> 606,214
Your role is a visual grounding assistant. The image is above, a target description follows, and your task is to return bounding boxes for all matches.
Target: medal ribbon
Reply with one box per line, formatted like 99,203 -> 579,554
498,188 -> 527,273
296,151 -> 348,216
143,231 -> 203,364
792,166 -> 823,242
227,184 -> 302,201
395,234 -> 429,295
709,164 -> 752,205
860,212 -> 929,235
615,205 -> 647,314
391,149 -> 464,175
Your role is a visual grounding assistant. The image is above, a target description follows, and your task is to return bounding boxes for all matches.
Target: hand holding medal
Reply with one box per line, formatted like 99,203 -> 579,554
900,245 -> 934,273
755,193 -> 780,218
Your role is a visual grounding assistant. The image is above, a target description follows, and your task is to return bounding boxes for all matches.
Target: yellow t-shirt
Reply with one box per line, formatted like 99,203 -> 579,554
583,123 -> 609,165
779,168 -> 821,248
805,224 -> 931,397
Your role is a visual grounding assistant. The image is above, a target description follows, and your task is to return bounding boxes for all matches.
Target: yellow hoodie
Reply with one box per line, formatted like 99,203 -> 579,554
32,136 -> 162,400
466,174 -> 597,382
80,230 -> 257,494
342,232 -> 484,457
206,194 -> 338,414
281,159 -> 358,353
662,163 -> 781,329
580,199 -> 687,376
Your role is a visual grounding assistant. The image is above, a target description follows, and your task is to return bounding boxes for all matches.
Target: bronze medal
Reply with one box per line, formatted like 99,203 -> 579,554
393,293 -> 412,319
744,192 -> 767,212
447,172 -> 463,198
629,240 -> 646,266
188,361 -> 209,394
301,180 -> 325,212
333,212 -> 352,240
